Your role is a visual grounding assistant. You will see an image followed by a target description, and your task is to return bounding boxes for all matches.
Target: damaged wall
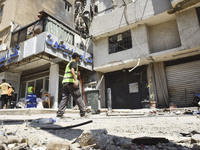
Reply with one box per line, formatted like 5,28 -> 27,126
90,0 -> 172,37
0,0 -> 75,48
168,0 -> 200,14
93,24 -> 149,70
14,0 -> 74,28
176,7 -> 200,49
148,20 -> 181,53
153,62 -> 169,107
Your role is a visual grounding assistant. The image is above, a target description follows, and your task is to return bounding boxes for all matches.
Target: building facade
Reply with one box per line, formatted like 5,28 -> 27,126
1,0 -> 200,110
0,0 -> 94,108
90,0 -> 200,108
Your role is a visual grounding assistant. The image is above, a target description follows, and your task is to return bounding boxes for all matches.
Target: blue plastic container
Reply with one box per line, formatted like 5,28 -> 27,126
26,94 -> 37,108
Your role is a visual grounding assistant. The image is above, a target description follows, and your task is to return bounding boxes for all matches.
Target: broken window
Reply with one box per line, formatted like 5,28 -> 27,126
0,4 -> 4,23
108,30 -> 132,54
64,0 -> 72,12
18,29 -> 27,43
196,7 -> 200,25
11,32 -> 19,47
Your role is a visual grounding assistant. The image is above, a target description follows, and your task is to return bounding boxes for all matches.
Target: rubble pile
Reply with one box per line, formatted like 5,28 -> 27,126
76,129 -> 200,150
0,129 -> 47,150
1,125 -> 200,150
0,109 -> 199,150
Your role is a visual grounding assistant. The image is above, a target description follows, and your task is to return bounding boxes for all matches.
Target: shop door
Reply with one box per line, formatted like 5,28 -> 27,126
105,66 -> 148,109
166,60 -> 200,107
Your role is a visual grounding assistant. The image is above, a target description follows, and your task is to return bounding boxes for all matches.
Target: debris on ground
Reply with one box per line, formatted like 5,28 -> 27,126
0,107 -> 200,149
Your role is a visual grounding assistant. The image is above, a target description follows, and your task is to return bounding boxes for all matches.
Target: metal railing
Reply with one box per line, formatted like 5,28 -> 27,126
10,14 -> 77,47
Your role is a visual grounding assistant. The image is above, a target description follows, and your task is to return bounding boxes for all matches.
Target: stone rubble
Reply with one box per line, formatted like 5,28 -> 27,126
0,108 -> 199,150
0,126 -> 200,149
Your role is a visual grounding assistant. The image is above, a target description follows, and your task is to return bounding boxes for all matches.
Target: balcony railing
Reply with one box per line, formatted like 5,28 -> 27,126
11,12 -> 77,48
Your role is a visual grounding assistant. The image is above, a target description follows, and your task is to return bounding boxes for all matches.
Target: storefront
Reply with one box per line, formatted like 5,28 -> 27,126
165,55 -> 200,107
0,13 -> 93,108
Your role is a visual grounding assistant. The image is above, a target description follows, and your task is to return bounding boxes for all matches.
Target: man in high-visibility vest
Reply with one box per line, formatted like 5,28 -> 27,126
57,52 -> 85,117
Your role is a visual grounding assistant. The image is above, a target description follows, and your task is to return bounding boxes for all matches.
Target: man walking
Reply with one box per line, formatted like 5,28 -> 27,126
0,79 -> 12,109
57,52 -> 86,117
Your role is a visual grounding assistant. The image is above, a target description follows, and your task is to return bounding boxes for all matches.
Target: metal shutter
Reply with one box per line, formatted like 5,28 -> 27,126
166,60 -> 200,107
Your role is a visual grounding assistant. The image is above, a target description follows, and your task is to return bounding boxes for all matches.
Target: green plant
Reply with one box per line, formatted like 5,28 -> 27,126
147,78 -> 155,101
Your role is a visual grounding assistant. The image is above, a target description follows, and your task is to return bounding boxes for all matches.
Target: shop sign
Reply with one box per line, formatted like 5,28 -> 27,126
46,34 -> 93,64
0,45 -> 19,67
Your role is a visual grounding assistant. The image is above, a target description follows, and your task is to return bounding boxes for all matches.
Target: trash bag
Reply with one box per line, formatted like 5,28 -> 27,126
16,102 -> 25,108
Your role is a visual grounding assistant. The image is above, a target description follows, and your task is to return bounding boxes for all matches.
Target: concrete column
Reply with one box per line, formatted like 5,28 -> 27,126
49,63 -> 59,109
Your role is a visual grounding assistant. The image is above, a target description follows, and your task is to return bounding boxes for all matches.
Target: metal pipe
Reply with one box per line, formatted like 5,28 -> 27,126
129,58 -> 140,72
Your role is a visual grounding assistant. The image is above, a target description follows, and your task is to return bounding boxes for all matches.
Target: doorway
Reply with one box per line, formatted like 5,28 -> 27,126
105,66 -> 149,109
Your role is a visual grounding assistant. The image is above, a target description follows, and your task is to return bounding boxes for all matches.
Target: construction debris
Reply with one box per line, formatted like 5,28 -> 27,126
0,107 -> 200,149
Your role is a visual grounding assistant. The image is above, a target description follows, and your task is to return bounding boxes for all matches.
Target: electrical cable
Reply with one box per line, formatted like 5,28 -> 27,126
122,0 -> 150,63
132,31 -> 149,63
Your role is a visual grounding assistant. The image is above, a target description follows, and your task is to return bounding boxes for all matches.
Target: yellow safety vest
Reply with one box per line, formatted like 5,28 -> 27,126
28,86 -> 33,94
62,60 -> 78,84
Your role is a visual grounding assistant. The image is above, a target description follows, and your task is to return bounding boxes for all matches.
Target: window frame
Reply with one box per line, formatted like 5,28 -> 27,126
108,30 -> 132,54
20,76 -> 49,99
64,0 -> 72,12
196,7 -> 200,25
0,4 -> 4,23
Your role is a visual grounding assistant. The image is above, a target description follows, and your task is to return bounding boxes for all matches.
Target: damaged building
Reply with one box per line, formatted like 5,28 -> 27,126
87,0 -> 200,109
0,0 -> 94,109
0,0 -> 200,110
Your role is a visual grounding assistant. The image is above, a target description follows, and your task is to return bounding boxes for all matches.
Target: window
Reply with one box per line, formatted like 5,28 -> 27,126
196,7 -> 200,25
0,5 -> 4,23
64,0 -> 72,12
20,77 -> 49,99
108,30 -> 132,54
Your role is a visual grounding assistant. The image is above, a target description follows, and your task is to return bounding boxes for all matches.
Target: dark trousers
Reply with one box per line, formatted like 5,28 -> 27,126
0,95 -> 9,108
57,83 -> 85,116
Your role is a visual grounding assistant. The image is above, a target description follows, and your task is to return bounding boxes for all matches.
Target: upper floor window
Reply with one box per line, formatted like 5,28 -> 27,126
196,7 -> 200,25
108,30 -> 132,54
0,4 -> 4,23
64,0 -> 72,12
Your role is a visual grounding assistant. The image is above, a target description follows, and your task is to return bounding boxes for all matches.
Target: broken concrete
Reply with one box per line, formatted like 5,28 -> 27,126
0,108 -> 199,149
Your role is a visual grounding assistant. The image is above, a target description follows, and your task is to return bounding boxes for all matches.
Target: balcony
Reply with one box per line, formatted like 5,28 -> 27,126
168,0 -> 200,14
11,11 -> 76,47
0,11 -> 93,72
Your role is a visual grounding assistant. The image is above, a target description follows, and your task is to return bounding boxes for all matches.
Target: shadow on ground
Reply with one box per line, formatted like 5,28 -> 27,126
1,118 -> 200,149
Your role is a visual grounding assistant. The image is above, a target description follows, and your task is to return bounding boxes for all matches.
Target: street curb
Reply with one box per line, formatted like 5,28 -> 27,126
0,107 -> 198,115
0,108 -> 79,115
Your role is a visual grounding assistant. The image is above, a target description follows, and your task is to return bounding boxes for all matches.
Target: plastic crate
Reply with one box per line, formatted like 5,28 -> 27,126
26,94 -> 37,108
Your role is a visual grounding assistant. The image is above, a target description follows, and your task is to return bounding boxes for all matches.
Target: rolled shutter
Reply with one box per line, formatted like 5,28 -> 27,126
166,60 -> 200,107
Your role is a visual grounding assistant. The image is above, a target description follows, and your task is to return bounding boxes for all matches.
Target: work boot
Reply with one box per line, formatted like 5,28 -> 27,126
56,114 -> 67,119
80,111 -> 86,117
56,112 -> 63,118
